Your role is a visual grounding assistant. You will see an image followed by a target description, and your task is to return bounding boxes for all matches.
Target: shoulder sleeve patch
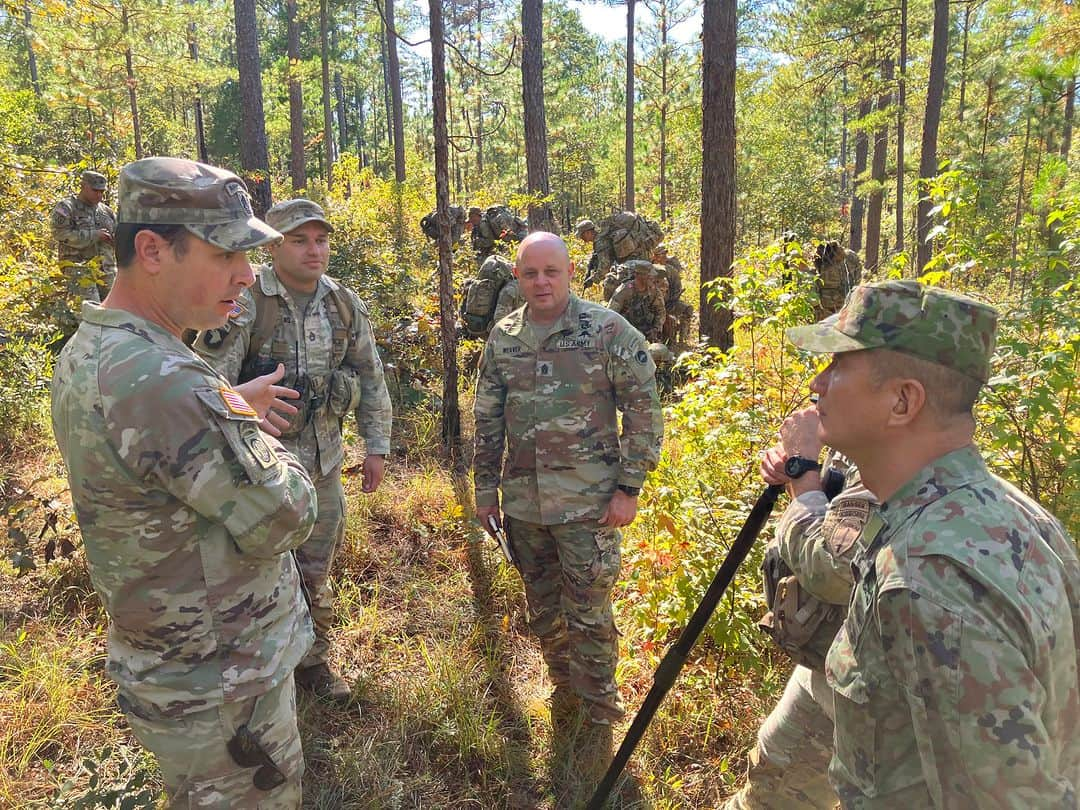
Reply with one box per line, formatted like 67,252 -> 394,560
194,387 -> 279,484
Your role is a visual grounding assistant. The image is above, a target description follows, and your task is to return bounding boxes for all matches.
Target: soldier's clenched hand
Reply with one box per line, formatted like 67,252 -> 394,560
599,490 -> 638,528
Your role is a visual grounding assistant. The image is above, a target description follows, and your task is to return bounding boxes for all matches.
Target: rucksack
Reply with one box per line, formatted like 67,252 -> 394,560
460,254 -> 514,337
592,212 -> 664,276
421,205 -> 465,242
472,206 -> 527,251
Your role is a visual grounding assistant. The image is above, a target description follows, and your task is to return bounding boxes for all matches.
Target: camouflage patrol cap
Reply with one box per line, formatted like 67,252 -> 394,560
117,157 -> 282,251
265,198 -> 334,234
574,219 -> 596,237
468,206 -> 483,219
786,280 -> 998,383
81,170 -> 107,190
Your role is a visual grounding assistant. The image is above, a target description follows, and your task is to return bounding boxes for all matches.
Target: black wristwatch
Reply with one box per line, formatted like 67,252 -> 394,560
783,456 -> 822,479
616,484 -> 641,497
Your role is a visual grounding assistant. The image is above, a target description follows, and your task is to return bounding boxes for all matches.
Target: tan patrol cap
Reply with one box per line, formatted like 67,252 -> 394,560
574,219 -> 596,237
117,156 -> 282,251
264,199 -> 334,234
81,170 -> 108,190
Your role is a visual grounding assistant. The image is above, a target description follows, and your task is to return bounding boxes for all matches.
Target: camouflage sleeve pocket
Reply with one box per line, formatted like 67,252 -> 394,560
195,387 -> 281,485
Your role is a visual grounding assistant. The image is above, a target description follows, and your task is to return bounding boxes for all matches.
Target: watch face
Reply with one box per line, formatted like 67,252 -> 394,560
784,456 -> 819,479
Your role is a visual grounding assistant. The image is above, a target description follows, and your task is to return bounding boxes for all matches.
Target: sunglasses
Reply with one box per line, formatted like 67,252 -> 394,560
227,724 -> 286,791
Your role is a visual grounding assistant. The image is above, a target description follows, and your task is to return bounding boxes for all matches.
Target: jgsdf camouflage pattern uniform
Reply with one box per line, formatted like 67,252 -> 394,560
724,459 -> 876,810
51,157 -> 316,807
608,264 -> 667,343
50,170 -> 117,303
788,281 -> 1080,807
473,294 -> 663,722
197,200 -> 392,673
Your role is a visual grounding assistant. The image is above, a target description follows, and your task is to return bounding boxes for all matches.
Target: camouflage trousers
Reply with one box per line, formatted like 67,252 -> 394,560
506,516 -> 624,724
120,673 -> 304,809
295,463 -> 346,669
721,665 -> 837,810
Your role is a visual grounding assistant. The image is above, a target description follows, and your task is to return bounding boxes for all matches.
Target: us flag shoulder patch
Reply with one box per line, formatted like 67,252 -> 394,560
219,387 -> 258,418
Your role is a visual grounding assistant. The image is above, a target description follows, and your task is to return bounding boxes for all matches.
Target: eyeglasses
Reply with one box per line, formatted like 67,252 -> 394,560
227,724 -> 286,791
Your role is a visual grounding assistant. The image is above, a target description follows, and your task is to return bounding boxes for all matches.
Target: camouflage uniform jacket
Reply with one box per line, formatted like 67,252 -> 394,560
492,278 -> 525,324
474,294 -> 663,524
195,266 -> 393,478
825,446 -> 1080,807
608,281 -> 666,343
661,259 -> 684,309
51,303 -> 317,718
50,194 -> 117,271
817,250 -> 862,316
776,460 -> 876,605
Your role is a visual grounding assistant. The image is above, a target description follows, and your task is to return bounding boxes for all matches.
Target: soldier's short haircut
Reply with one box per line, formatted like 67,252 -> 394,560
869,348 -> 983,420
114,223 -> 190,268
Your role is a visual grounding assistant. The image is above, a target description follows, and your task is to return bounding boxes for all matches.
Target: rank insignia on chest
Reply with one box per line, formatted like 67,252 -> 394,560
202,328 -> 226,349
219,387 -> 258,418
537,360 -> 553,377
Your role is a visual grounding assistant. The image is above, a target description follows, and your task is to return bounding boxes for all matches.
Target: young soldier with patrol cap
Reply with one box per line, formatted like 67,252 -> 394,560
51,156 -> 318,807
473,232 -> 663,799
787,280 -> 1079,806
50,169 -> 117,305
196,198 -> 393,705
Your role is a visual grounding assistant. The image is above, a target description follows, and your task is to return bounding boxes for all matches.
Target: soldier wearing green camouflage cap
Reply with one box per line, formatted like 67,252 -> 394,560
786,281 -> 1080,806
607,261 -> 667,343
51,157 -> 317,807
196,197 -> 392,706
50,168 -> 117,315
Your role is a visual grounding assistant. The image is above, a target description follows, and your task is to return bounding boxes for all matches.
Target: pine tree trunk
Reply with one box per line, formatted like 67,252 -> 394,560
428,0 -> 462,468
850,96 -> 871,252
700,0 -> 736,350
659,5 -> 669,222
1062,76 -> 1076,162
958,1 -> 972,123
896,0 -> 907,259
522,0 -> 554,231
624,0 -> 636,211
287,0 -> 306,191
475,0 -> 484,176
320,0 -> 334,187
122,7 -> 143,160
865,58 -> 892,274
915,0 -> 948,273
187,17 -> 208,163
24,2 -> 40,97
233,0 -> 272,214
386,0 -> 406,182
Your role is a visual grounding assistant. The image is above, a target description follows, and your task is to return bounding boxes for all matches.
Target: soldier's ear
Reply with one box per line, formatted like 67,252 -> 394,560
134,229 -> 165,274
568,260 -> 576,279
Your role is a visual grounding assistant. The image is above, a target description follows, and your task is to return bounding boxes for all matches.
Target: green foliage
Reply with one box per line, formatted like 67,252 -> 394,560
48,745 -> 160,809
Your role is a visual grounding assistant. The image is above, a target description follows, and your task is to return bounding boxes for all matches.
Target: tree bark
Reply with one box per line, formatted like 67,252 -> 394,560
850,96 -> 871,252
121,6 -> 143,160
386,0 -> 406,182
287,0 -> 306,191
521,0 -> 554,231
23,1 -> 41,97
958,1 -> 972,123
625,0 -> 636,211
475,0 -> 484,176
187,17 -> 208,163
428,0 -> 462,468
355,87 -> 367,167
332,28 -> 348,158
865,58 -> 892,274
320,0 -> 334,187
1010,89 -> 1033,278
234,0 -> 272,214
658,1 -> 669,221
1062,76 -> 1076,162
915,0 -> 948,273
895,0 -> 907,259
700,0 -> 736,350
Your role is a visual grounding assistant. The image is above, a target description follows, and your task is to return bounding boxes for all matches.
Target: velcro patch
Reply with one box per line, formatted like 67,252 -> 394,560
220,387 -> 258,418
243,431 -> 277,470
823,496 -> 873,557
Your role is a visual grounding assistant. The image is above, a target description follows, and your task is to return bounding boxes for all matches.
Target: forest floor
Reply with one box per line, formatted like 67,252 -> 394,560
0,408 -> 785,809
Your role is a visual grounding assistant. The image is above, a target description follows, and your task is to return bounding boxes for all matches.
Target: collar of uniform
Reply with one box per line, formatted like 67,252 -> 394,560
501,293 -> 582,343
256,264 -> 338,303
80,301 -> 190,350
878,444 -> 989,522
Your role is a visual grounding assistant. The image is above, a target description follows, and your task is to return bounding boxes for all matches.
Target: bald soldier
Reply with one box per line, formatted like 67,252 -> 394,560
50,169 -> 117,304
51,157 -> 317,807
473,233 -> 663,797
197,198 -> 392,705
789,281 -> 1079,806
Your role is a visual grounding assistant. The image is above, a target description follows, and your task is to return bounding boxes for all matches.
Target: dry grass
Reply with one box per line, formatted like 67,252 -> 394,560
0,430 -> 784,808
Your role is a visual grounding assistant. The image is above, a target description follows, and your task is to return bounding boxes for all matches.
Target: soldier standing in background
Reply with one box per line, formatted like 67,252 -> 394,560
812,240 -> 861,319
722,407 -> 876,810
789,281 -> 1079,805
51,157 -> 316,807
473,232 -> 663,800
651,244 -> 694,345
574,218 -> 600,288
50,169 -> 117,305
608,261 -> 667,343
196,198 -> 393,706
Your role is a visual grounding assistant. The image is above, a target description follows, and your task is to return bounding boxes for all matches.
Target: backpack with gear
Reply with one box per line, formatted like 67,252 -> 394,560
593,211 -> 664,276
421,205 -> 465,242
460,254 -> 514,337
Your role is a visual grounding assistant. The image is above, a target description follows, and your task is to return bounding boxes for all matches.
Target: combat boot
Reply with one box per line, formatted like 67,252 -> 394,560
295,662 -> 354,707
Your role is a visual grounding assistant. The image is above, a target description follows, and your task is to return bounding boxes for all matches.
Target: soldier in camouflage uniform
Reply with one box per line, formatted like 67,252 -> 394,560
50,169 -> 117,306
492,275 -> 525,324
787,280 -> 1080,806
196,198 -> 393,706
812,240 -> 862,320
574,218 -> 601,288
608,261 -> 667,343
467,205 -> 528,266
651,244 -> 694,345
473,233 -> 663,796
51,157 -> 317,807
723,407 -> 877,810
